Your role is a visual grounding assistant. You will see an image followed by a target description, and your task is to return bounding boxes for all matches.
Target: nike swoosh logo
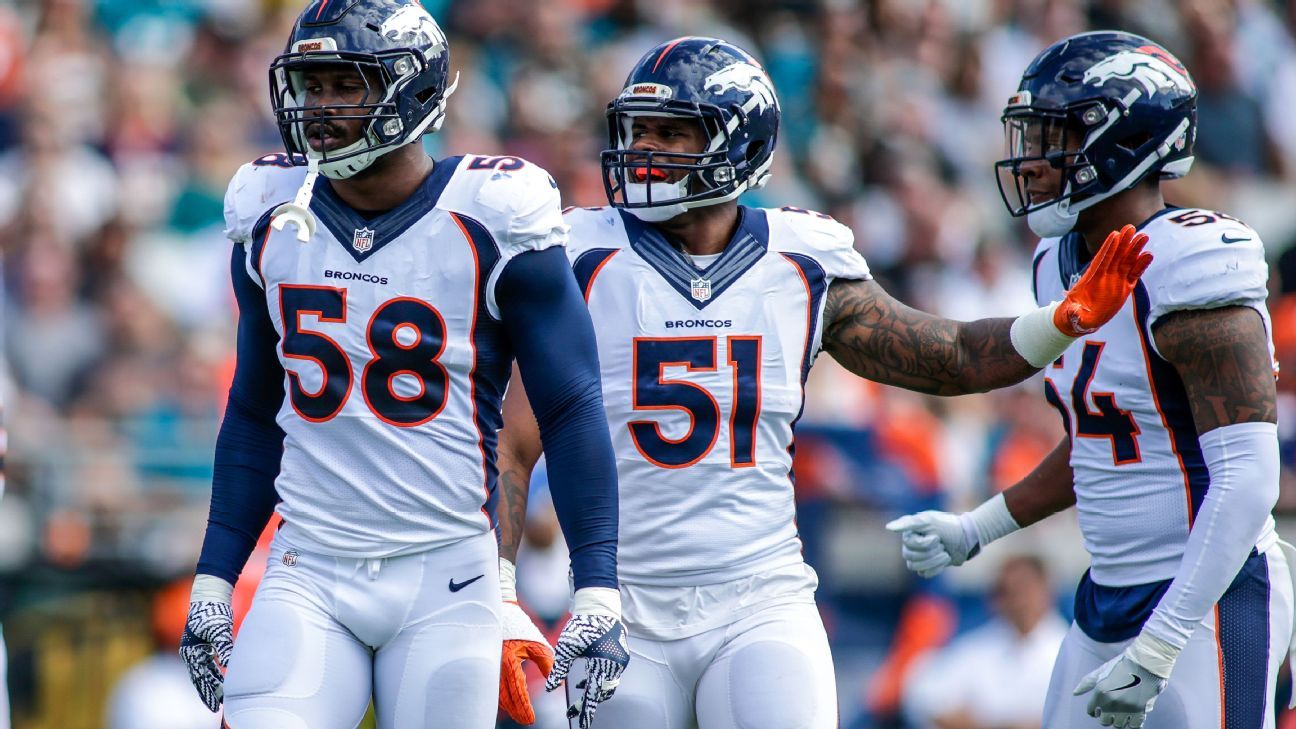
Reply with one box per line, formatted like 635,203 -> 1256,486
1220,233 -> 1252,244
1112,674 -> 1142,691
448,574 -> 485,592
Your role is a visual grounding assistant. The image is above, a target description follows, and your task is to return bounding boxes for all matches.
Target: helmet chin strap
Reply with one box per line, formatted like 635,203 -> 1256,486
1027,199 -> 1079,237
271,157 -> 321,243
624,178 -> 691,222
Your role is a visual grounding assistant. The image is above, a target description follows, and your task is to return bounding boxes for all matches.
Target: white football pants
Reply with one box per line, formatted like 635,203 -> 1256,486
1044,542 -> 1295,729
574,601 -> 837,729
0,624 -> 9,729
223,529 -> 501,729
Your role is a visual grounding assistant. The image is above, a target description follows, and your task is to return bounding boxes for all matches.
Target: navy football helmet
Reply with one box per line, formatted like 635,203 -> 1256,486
601,37 -> 780,221
269,0 -> 456,180
995,31 -> 1197,237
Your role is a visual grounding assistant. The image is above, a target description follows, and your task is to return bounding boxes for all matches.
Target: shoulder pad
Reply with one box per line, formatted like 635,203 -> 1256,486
1142,209 -> 1269,323
440,155 -> 567,259
563,206 -> 625,259
767,206 -> 871,282
223,154 -> 309,245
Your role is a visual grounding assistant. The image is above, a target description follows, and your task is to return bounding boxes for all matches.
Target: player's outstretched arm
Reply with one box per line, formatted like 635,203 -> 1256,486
497,246 -> 628,729
493,367 -> 555,725
1076,305 -> 1280,725
823,225 -> 1151,395
888,437 -> 1074,577
181,244 -> 287,712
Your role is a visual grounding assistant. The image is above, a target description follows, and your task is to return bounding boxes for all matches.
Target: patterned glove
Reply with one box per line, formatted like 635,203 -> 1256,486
498,559 -> 555,725
1073,649 -> 1169,728
544,588 -> 630,729
178,575 -> 235,713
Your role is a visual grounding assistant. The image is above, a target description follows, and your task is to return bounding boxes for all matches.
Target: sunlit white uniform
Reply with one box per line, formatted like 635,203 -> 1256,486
219,152 -> 565,729
564,204 -> 870,728
1030,208 -> 1291,728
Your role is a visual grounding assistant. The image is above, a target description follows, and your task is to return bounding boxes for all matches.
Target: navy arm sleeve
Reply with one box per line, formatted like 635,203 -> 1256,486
195,243 -> 286,585
496,246 -> 618,590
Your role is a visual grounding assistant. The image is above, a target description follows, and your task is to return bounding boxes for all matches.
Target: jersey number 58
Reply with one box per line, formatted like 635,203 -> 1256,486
279,285 -> 448,427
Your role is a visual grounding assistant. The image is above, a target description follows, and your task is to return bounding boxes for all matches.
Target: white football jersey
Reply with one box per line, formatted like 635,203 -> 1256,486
565,204 -> 871,585
223,152 -> 566,558
1032,207 -> 1276,587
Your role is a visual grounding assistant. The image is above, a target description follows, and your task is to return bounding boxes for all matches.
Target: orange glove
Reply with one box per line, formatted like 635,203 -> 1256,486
500,600 -> 555,725
1054,224 -> 1153,336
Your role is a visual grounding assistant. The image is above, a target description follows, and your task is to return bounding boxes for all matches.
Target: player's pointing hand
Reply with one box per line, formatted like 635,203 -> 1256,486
1054,224 -> 1152,336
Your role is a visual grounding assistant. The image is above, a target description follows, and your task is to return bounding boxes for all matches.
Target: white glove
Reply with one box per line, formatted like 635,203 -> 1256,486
886,494 -> 1020,578
544,587 -> 630,729
178,575 -> 235,712
886,510 -> 980,578
1073,648 -> 1169,728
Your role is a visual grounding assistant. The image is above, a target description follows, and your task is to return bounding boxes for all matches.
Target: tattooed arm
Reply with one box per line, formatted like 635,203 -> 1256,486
497,365 -> 544,564
821,278 -> 1038,395
1123,305 -> 1280,682
1152,305 -> 1278,431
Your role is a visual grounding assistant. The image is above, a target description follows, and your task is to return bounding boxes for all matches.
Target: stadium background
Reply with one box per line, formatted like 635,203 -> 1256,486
1,0 -> 1294,726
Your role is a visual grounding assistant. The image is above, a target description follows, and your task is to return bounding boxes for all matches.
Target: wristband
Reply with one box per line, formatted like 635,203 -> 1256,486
967,493 -> 1022,547
500,557 -> 517,603
1010,301 -> 1078,368
191,574 -> 234,603
572,587 -> 621,618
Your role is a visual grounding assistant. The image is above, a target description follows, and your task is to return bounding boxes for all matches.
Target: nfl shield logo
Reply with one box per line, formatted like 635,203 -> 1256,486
352,227 -> 375,253
690,277 -> 712,302
282,550 -> 299,567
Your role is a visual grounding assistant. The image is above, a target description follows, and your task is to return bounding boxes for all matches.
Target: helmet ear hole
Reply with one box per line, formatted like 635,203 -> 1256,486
414,86 -> 439,104
744,140 -> 766,164
1116,131 -> 1153,153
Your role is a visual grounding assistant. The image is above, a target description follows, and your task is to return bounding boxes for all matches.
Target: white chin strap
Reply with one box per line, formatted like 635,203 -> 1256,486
1027,199 -> 1080,237
624,178 -> 691,222
308,136 -> 380,180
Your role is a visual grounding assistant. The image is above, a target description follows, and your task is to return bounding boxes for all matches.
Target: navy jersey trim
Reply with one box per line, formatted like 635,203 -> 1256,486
572,248 -> 620,301
780,252 -> 829,385
1055,206 -> 1177,292
1058,232 -> 1089,291
1218,550 -> 1271,728
449,211 -> 508,529
779,252 -> 829,474
1043,378 -> 1071,437
1133,283 -> 1210,523
311,155 -> 464,264
1031,246 -> 1048,304
248,207 -> 280,284
617,207 -> 769,310
1137,205 -> 1180,231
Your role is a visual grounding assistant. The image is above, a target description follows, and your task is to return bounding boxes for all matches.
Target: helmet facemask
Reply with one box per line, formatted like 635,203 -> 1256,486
994,98 -> 1106,236
601,97 -> 760,222
270,42 -> 454,180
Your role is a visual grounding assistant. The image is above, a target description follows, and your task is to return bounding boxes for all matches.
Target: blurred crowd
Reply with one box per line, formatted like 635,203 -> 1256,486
2,0 -> 1296,727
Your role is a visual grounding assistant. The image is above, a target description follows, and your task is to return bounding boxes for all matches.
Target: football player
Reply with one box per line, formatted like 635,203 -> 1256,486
888,31 -> 1290,728
493,37 -> 1152,729
177,2 -> 627,728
